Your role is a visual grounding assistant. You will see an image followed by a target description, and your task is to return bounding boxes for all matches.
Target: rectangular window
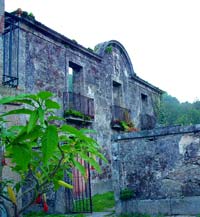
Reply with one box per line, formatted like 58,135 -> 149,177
68,61 -> 82,94
68,66 -> 73,92
141,93 -> 148,103
141,93 -> 148,113
113,81 -> 122,106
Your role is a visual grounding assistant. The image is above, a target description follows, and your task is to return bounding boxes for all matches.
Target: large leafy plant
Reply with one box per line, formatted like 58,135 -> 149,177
0,91 -> 106,217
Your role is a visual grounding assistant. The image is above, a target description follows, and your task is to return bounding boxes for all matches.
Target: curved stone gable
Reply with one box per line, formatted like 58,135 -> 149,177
95,40 -> 135,78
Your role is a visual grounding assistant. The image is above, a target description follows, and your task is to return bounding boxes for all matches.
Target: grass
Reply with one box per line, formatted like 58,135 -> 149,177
73,198 -> 91,212
73,191 -> 115,212
25,191 -> 115,216
92,191 -> 115,212
25,212 -> 85,217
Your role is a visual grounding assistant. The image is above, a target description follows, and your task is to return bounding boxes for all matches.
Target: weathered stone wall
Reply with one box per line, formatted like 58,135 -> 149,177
1,12 -> 162,214
112,125 -> 200,215
0,0 -> 4,203
0,0 -> 4,82
13,22 -> 160,195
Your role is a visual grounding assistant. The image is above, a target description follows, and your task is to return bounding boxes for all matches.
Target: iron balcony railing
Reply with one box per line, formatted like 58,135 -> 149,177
3,16 -> 19,87
111,105 -> 131,122
63,92 -> 94,119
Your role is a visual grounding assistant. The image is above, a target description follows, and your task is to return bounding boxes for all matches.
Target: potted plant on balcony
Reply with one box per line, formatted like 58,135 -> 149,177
64,109 -> 92,123
111,120 -> 138,132
120,120 -> 138,132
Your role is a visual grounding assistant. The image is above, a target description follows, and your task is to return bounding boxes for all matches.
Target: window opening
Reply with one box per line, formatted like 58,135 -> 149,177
68,67 -> 73,92
141,93 -> 148,115
68,62 -> 82,94
141,93 -> 148,104
113,81 -> 122,106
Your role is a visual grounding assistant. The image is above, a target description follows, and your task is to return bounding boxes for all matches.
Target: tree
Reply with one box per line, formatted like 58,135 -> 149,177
158,93 -> 181,125
0,91 -> 106,217
158,93 -> 200,126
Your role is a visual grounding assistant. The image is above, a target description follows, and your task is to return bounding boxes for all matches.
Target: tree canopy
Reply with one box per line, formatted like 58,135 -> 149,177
158,93 -> 200,126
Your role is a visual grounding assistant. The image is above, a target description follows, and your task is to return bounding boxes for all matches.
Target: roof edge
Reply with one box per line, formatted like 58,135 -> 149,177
132,75 -> 164,94
95,40 -> 135,77
5,12 -> 102,62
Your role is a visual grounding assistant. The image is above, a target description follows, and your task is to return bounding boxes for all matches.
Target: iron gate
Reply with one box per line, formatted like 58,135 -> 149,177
65,160 -> 92,213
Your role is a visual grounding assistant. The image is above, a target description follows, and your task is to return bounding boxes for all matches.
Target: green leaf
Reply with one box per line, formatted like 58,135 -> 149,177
14,182 -> 21,193
48,116 -> 64,121
27,110 -> 38,133
79,153 -> 90,161
41,125 -> 58,164
40,165 -> 48,176
1,108 -> 32,117
80,129 -> 96,134
0,94 -> 31,104
87,157 -> 101,173
45,99 -> 60,109
73,159 -> 86,176
12,99 -> 35,107
37,91 -> 53,100
12,143 -> 31,171
12,125 -> 42,144
60,124 -> 88,141
58,180 -> 73,189
38,107 -> 44,125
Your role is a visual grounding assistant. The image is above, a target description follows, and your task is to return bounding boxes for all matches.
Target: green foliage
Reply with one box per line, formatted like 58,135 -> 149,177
28,12 -> 35,19
26,190 -> 115,215
105,46 -> 113,54
92,191 -> 115,212
72,191 -> 115,212
87,47 -> 94,52
158,93 -> 200,126
119,121 -> 137,132
0,91 -> 106,216
112,120 -> 138,132
64,109 -> 92,121
73,198 -> 91,212
120,188 -> 134,201
25,212 -> 85,217
64,109 -> 84,119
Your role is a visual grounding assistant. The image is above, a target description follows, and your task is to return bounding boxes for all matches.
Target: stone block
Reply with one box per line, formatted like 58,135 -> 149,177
137,199 -> 171,215
171,196 -> 200,215
122,200 -> 138,213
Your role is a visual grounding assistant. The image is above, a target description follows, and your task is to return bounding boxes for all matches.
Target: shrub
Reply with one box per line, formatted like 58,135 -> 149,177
120,188 -> 134,201
105,45 -> 113,54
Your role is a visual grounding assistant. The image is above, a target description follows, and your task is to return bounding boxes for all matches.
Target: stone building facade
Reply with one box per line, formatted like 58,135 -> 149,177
2,5 -> 200,217
0,10 -> 162,197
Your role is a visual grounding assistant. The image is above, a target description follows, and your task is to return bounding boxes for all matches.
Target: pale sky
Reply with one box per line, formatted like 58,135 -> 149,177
5,0 -> 200,103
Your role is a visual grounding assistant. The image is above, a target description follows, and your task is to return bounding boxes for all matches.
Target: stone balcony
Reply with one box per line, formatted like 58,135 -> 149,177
63,92 -> 94,124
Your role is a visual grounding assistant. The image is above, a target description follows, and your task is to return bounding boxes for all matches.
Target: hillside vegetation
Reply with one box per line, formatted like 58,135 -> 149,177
158,93 -> 200,126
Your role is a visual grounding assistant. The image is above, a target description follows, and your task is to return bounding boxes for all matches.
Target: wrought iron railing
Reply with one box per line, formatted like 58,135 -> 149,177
111,105 -> 131,122
3,16 -> 19,87
63,92 -> 94,119
2,75 -> 18,87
